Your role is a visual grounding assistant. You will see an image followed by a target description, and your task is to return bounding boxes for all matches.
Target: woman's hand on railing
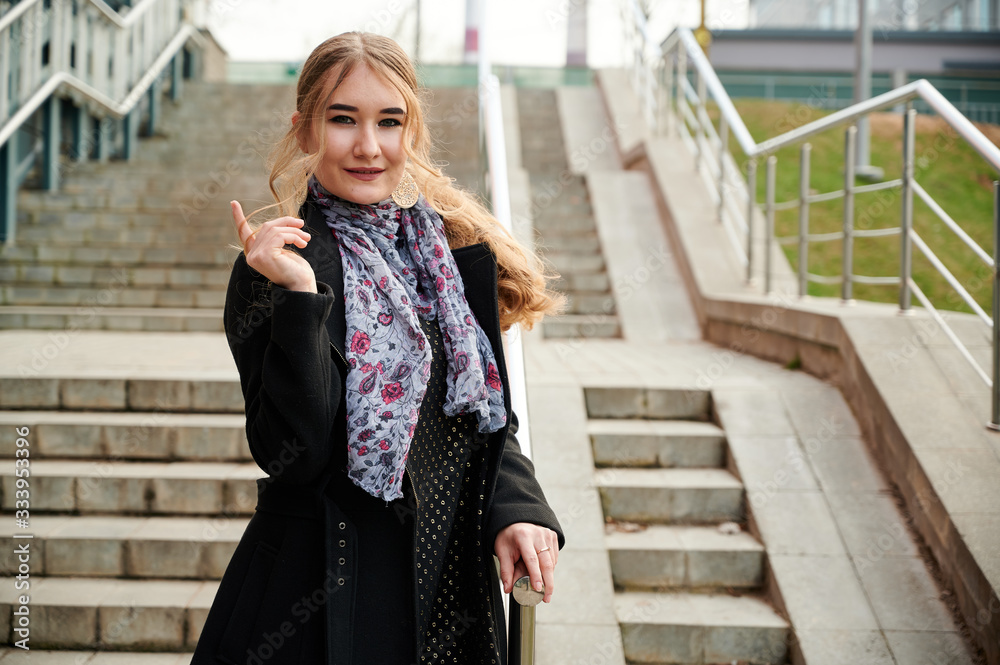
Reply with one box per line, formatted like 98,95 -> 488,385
494,522 -> 559,603
231,200 -> 317,293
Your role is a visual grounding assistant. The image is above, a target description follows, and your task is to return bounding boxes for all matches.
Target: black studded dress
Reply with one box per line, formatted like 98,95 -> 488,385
331,316 -> 500,665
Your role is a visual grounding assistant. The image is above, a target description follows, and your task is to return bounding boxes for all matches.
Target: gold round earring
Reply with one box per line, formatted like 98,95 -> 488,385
391,171 -> 419,208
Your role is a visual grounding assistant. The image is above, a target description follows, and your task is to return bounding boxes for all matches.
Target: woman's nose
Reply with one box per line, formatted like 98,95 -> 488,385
354,124 -> 381,159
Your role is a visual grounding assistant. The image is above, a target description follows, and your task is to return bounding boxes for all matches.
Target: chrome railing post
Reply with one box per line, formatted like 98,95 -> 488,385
746,158 -> 757,284
765,155 -> 777,294
675,45 -> 686,137
663,53 -> 674,137
509,576 -> 544,665
843,125 -> 857,303
798,143 -> 811,298
718,115 -> 728,223
693,68 -> 704,173
900,105 -> 916,314
992,180 -> 1000,431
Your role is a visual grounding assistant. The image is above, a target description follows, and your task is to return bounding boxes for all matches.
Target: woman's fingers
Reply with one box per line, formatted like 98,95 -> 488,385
231,201 -> 253,248
497,543 -> 516,595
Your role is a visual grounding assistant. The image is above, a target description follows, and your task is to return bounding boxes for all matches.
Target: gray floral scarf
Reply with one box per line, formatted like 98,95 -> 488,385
308,176 -> 506,501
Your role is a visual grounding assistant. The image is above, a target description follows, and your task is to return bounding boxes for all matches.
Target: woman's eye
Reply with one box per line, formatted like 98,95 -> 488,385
330,115 -> 353,124
379,118 -> 402,127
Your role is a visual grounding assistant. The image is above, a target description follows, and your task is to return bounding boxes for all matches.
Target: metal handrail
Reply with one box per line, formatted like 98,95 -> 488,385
1,0 -> 205,242
474,1 -> 542,661
623,0 -> 1000,428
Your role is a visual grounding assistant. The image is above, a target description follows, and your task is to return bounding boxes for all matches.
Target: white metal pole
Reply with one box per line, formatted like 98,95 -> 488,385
854,0 -> 882,179
566,0 -> 587,67
464,0 -> 479,65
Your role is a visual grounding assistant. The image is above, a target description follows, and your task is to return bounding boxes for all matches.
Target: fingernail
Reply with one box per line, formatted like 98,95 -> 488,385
534,582 -> 543,591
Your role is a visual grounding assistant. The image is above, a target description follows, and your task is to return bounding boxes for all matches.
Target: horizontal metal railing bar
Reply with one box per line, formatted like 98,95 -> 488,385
910,279 -> 992,386
806,272 -> 844,285
0,25 -> 201,147
912,180 -> 995,267
798,272 -> 900,286
855,179 -> 904,194
853,275 -> 902,285
912,230 -> 992,325
778,230 -> 844,244
855,227 -> 902,238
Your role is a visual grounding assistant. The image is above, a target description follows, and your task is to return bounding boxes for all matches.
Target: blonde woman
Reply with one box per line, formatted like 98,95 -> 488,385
192,32 -> 564,665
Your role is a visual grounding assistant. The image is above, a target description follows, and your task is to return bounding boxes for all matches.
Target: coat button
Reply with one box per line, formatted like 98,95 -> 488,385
339,522 -> 346,530
338,557 -> 346,565
338,577 -> 345,586
339,539 -> 346,548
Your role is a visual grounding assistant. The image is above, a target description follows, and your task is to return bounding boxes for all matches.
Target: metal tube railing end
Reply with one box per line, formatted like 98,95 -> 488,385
991,180 -> 1000,430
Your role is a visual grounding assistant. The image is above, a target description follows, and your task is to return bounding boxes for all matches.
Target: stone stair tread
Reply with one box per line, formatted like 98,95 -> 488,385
0,576 -> 218,607
595,467 -> 743,489
615,590 -> 788,629
0,459 -> 261,480
605,524 -> 763,552
0,514 -> 249,541
0,410 -> 244,428
0,650 -> 192,663
588,419 -> 725,437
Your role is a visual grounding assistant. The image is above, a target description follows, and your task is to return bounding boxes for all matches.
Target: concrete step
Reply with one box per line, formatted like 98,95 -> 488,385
1,285 -> 226,309
542,314 -> 620,339
0,265 -> 231,290
0,577 -> 218,650
0,460 -> 261,516
595,468 -> 744,524
0,244 -> 232,267
535,234 -> 602,254
584,387 -> 711,421
12,225 -> 235,246
564,292 -> 616,316
544,251 -> 607,274
0,306 -> 224,332
0,515 -> 248,579
589,419 -> 726,468
584,387 -> 712,420
0,411 -> 249,461
615,591 -> 789,664
550,272 -> 611,293
0,377 -> 242,413
0,649 -> 193,663
605,524 -> 763,590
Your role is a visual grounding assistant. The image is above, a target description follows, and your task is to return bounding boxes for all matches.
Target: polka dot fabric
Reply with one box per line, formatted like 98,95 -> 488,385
406,316 -> 501,664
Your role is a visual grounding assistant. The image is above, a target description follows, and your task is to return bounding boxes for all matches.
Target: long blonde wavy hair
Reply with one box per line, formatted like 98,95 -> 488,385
251,31 -> 563,331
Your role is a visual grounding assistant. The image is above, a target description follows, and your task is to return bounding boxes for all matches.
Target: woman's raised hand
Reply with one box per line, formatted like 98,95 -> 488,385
231,201 -> 317,293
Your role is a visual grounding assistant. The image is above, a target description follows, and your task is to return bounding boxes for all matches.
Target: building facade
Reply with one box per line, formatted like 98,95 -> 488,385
749,0 -> 1000,31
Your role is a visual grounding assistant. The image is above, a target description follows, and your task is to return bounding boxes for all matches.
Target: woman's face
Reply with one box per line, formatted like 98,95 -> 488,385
302,64 -> 408,205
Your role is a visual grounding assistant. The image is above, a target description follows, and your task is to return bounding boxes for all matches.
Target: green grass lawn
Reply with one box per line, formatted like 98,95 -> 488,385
714,99 -> 1000,315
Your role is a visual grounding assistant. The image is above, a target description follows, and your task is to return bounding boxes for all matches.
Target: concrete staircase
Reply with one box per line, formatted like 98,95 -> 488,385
0,82 -> 293,332
516,88 -> 621,340
0,375 -> 252,655
587,387 -> 790,664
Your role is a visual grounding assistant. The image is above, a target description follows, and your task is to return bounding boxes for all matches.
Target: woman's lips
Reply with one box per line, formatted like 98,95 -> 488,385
345,168 -> 384,182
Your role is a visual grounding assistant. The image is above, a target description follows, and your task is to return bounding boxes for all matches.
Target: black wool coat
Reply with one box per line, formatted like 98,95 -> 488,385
192,197 -> 564,665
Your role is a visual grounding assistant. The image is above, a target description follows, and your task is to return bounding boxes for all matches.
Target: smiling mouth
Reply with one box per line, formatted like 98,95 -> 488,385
345,168 -> 384,182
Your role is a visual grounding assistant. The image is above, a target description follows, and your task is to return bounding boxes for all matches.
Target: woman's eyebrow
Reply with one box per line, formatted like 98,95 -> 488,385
328,103 -> 406,115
